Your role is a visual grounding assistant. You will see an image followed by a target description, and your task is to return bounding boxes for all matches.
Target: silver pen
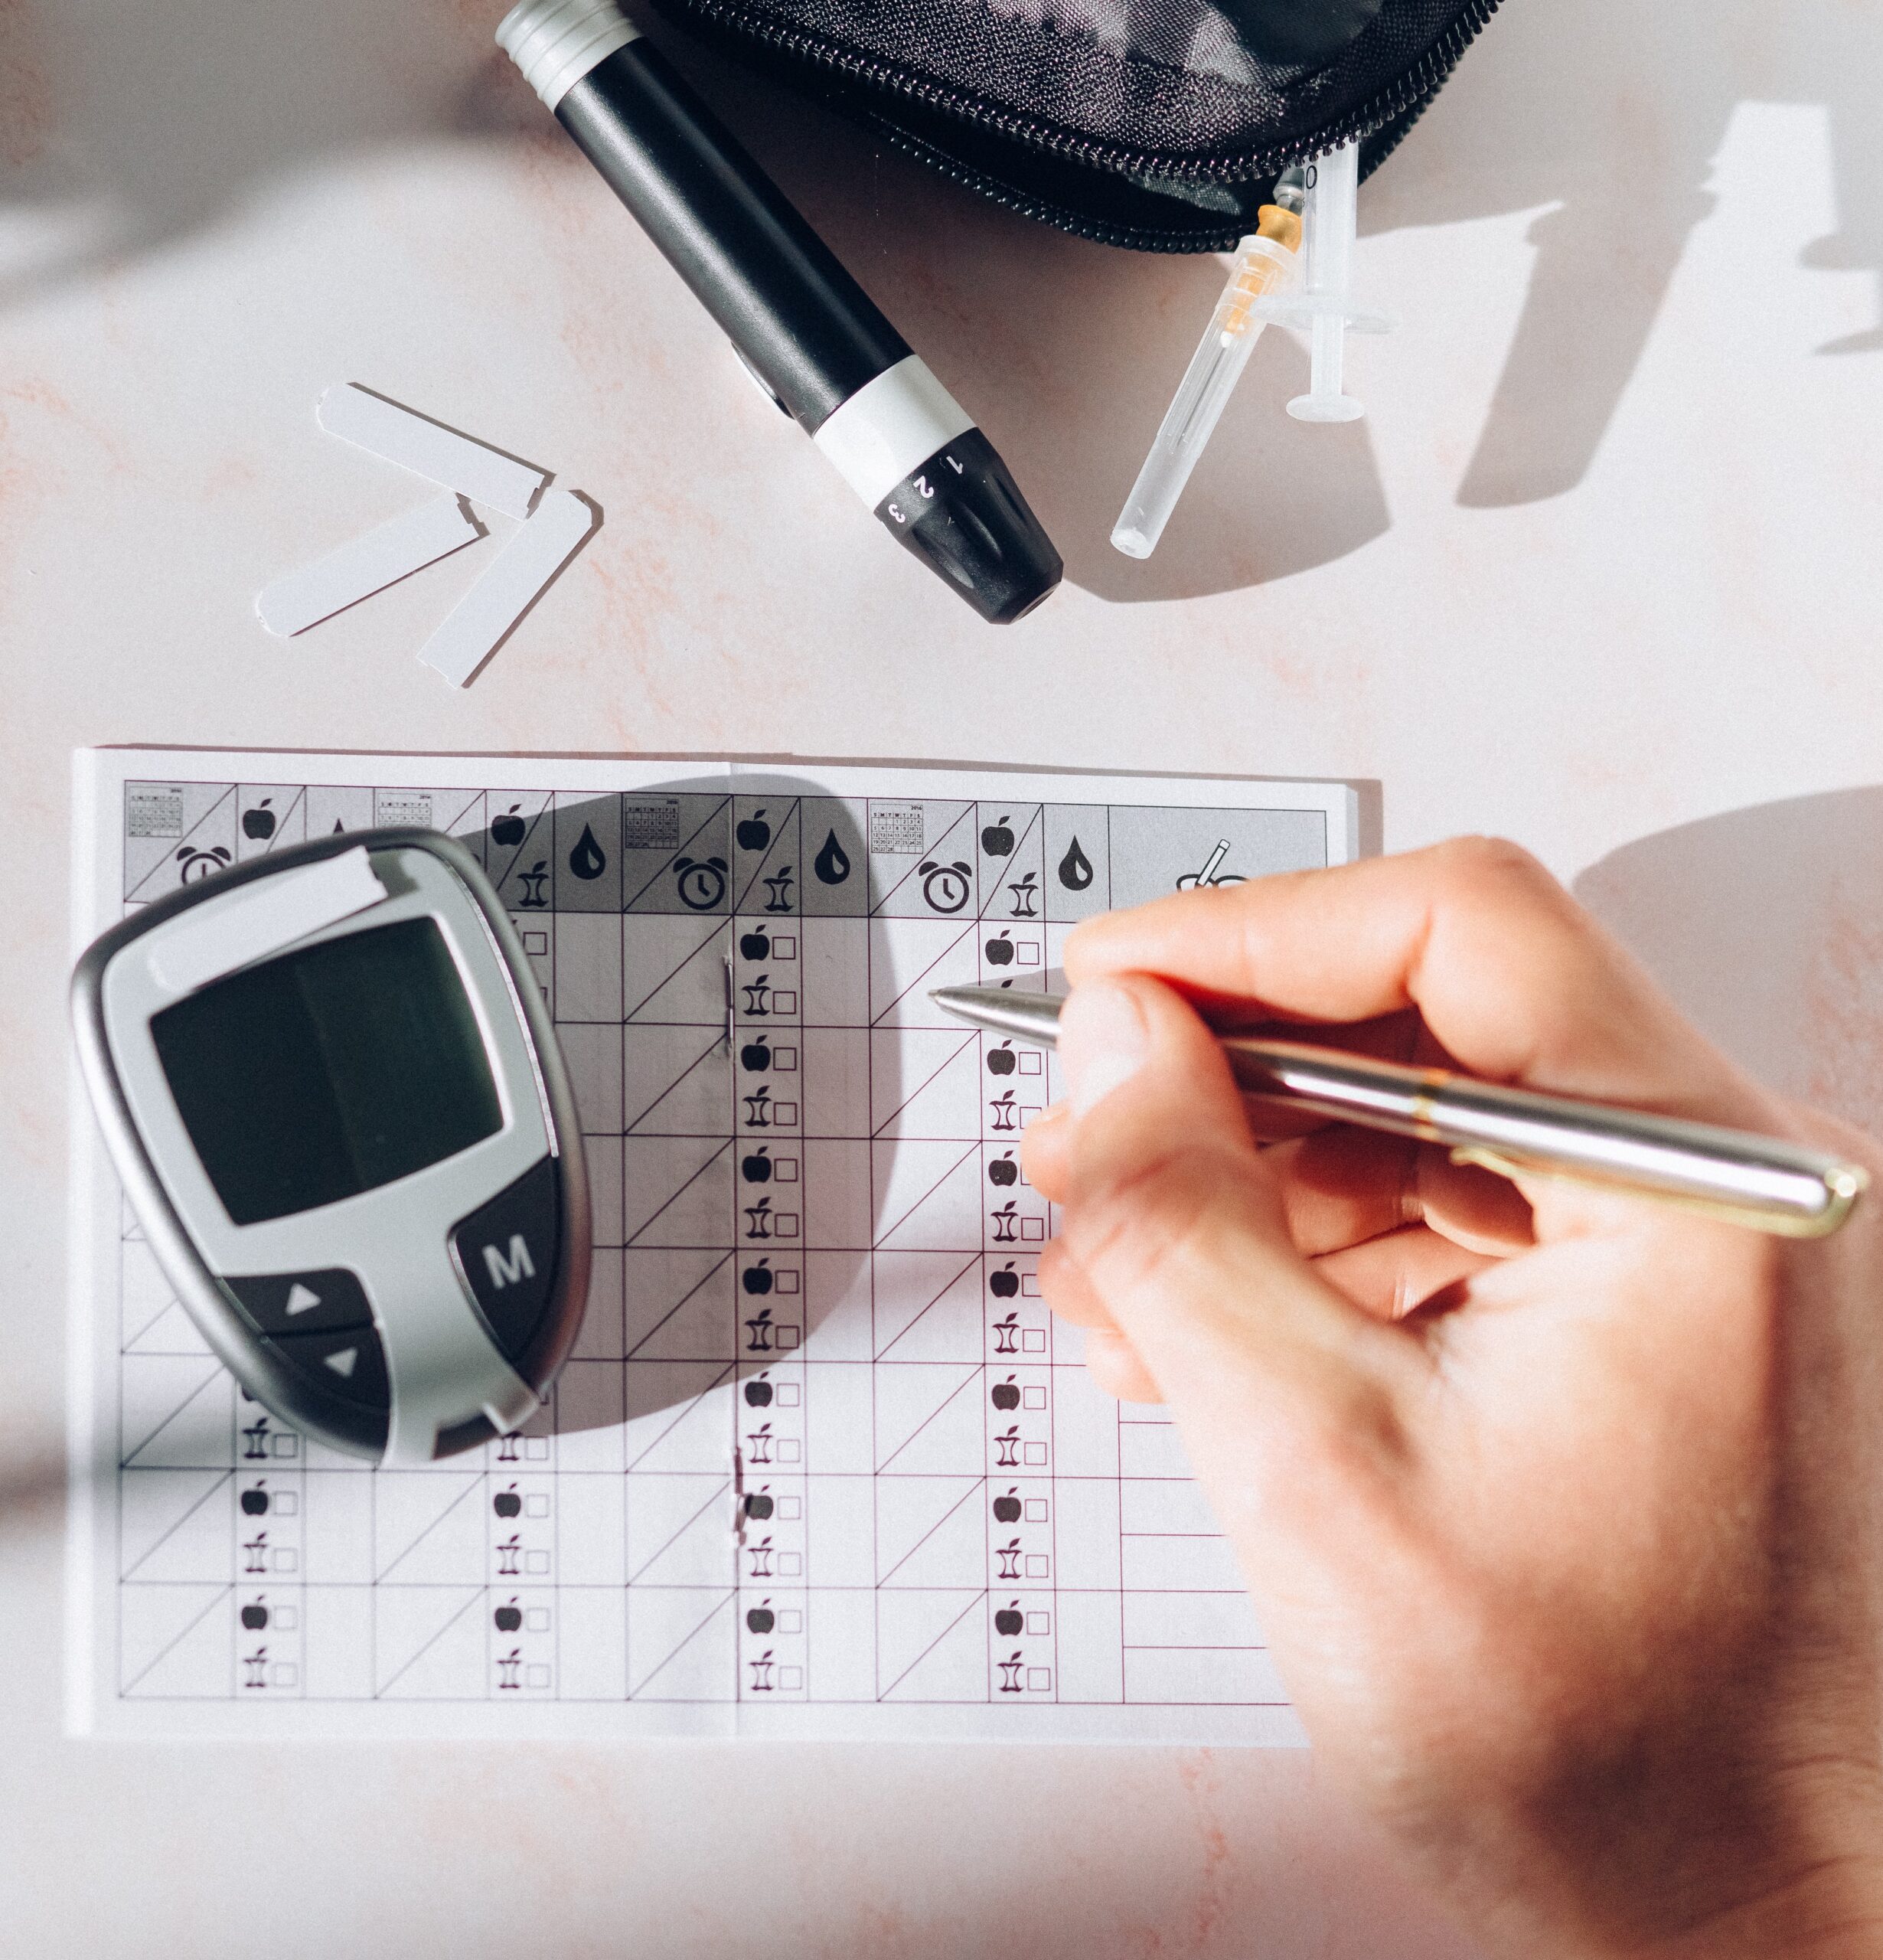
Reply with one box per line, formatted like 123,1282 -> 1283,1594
931,985 -> 1868,1240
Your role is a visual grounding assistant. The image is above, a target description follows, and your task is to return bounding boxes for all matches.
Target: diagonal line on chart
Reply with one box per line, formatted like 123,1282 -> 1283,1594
120,1585 -> 230,1694
121,1472 -> 232,1580
125,786 -> 235,902
627,1252 -> 733,1359
870,1032 -> 977,1136
871,926 -> 977,1031
375,1588 -> 485,1698
122,1280 -> 183,1353
879,1589 -> 986,1700
630,1589 -> 735,1698
624,919 -> 730,1022
872,1143 -> 981,1246
375,1475 -> 483,1583
876,1478 -> 983,1586
873,802 -> 977,913
624,1030 -> 725,1134
876,1253 -> 984,1361
876,1364 -> 981,1474
626,1478 -> 731,1585
120,1364 -> 223,1465
976,806 -> 1045,921
626,1142 -> 730,1247
626,1361 -> 736,1471
623,796 -> 730,913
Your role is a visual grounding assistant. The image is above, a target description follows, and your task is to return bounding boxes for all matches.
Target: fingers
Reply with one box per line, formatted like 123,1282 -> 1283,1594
1063,838 -> 1762,1122
1312,1225 -> 1500,1321
1082,1327 -> 1164,1403
1054,975 -> 1427,1498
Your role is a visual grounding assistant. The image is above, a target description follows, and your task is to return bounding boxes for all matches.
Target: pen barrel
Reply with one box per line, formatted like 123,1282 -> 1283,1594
1226,1040 -> 1859,1233
556,41 -> 909,431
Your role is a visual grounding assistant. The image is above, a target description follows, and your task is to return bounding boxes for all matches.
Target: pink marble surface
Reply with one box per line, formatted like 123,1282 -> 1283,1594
3,1 -> 1881,1952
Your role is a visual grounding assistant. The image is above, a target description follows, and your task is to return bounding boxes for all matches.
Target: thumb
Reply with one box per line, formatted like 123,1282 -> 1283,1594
1056,976 -> 1427,1533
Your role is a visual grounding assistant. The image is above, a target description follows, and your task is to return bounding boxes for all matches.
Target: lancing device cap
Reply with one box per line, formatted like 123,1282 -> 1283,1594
498,0 -> 1063,625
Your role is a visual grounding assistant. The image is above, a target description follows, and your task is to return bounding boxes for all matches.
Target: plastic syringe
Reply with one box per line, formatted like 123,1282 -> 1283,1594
1274,139 -> 1392,422
1111,171 -> 1305,560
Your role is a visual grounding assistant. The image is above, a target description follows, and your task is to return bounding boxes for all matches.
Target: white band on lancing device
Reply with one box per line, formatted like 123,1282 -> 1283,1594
498,0 -> 641,112
812,357 -> 977,511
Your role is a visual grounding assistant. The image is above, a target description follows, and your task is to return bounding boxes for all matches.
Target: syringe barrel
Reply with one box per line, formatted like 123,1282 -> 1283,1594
1300,141 -> 1359,300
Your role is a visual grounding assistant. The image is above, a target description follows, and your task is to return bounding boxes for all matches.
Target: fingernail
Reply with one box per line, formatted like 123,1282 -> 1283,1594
1060,980 -> 1150,1115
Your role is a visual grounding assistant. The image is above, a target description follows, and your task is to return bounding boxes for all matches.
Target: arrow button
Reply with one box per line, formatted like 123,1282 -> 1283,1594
286,1283 -> 321,1317
270,1323 -> 390,1410
323,1345 -> 358,1379
225,1268 -> 372,1338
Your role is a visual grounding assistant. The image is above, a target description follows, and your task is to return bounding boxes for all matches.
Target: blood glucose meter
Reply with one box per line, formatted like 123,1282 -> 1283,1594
72,828 -> 590,1465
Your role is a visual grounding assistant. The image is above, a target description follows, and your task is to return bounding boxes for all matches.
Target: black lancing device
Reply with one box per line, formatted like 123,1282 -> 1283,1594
498,0 -> 1062,624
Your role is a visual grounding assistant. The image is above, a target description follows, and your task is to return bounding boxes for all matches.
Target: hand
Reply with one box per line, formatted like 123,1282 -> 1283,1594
1023,839 -> 1883,1960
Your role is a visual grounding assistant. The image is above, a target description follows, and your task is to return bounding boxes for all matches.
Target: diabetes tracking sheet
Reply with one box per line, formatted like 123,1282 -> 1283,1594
69,750 -> 1356,1742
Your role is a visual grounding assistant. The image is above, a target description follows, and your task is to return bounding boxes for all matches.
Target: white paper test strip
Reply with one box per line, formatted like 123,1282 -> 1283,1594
255,495 -> 485,638
318,384 -> 550,521
419,488 -> 600,688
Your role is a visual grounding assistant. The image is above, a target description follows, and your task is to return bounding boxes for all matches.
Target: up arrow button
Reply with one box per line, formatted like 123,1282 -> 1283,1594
226,1268 -> 372,1338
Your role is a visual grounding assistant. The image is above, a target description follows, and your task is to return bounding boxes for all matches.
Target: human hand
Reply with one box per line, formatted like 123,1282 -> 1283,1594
1023,840 -> 1883,1959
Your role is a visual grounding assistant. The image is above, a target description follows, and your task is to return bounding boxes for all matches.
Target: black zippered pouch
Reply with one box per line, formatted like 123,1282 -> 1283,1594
655,0 -> 1503,251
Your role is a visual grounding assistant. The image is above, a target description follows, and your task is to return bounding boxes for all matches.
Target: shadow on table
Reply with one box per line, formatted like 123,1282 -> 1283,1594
5,0 -> 1878,598
1574,786 -> 1883,1140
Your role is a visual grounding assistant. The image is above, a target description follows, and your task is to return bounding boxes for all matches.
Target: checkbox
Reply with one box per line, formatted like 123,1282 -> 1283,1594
777,1325 -> 800,1349
1023,1499 -> 1047,1523
772,1101 -> 798,1123
1022,1329 -> 1045,1352
778,1383 -> 801,1406
779,1495 -> 801,1520
1023,1442 -> 1046,1466
775,1270 -> 800,1296
1018,1051 -> 1042,1075
522,930 -> 548,956
780,1552 -> 802,1576
271,1663 -> 299,1688
525,1550 -> 550,1574
775,1158 -> 799,1184
1021,1218 -> 1045,1242
1025,1553 -> 1049,1579
1022,1275 -> 1040,1297
772,991 -> 798,1015
524,1494 -> 550,1518
1023,1386 -> 1046,1410
272,1492 -> 299,1517
526,1609 -> 550,1632
1021,1105 -> 1041,1125
772,938 -> 796,962
780,1439 -> 801,1462
526,1664 -> 550,1689
1027,1667 -> 1051,1691
272,1548 -> 299,1573
273,1606 -> 299,1632
782,1609 -> 803,1634
1019,943 -> 1040,965
524,1437 -> 550,1461
1026,1612 -> 1049,1635
270,1434 -> 299,1459
774,1047 -> 798,1072
780,1665 -> 803,1690
776,1213 -> 800,1237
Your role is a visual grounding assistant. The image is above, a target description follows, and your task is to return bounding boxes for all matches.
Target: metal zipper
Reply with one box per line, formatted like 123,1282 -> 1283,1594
664,0 -> 1505,191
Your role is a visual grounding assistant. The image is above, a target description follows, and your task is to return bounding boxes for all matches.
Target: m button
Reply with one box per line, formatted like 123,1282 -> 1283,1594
450,1158 -> 560,1367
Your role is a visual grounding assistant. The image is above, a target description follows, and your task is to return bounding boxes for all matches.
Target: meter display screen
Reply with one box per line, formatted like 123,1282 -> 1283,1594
151,917 -> 504,1226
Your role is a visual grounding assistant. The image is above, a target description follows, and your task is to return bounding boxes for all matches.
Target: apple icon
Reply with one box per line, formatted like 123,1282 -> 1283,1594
740,929 -> 770,960
240,1602 -> 269,1631
492,804 -> 527,848
494,1488 -> 522,1518
743,1262 -> 774,1296
990,1264 -> 1020,1299
741,1040 -> 772,1072
989,1155 -> 1018,1188
984,934 -> 1014,966
981,816 -> 1015,857
991,1379 -> 1020,1411
995,1607 -> 1023,1637
737,809 -> 771,853
494,1603 -> 524,1633
744,1378 -> 774,1407
745,1493 -> 775,1521
742,1149 -> 773,1184
746,1606 -> 775,1635
987,1045 -> 1017,1076
993,1493 -> 1022,1524
243,800 -> 276,841
240,1488 -> 269,1516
